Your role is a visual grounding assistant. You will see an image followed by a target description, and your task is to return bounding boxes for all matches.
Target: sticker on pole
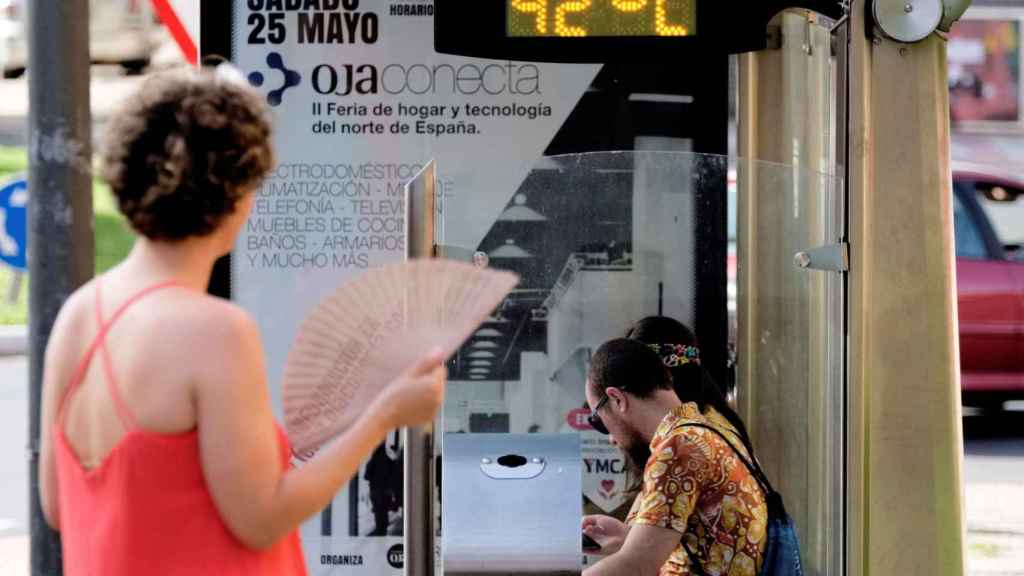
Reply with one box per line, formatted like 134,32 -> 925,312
0,176 -> 28,272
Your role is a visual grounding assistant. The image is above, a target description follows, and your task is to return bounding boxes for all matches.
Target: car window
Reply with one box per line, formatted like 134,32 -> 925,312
954,192 -> 989,259
975,189 -> 1024,247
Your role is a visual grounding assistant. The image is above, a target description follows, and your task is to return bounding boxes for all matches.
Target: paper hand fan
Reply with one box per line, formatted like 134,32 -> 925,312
283,259 -> 519,457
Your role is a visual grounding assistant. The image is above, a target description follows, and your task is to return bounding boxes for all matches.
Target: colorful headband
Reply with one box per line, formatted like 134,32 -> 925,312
647,343 -> 701,367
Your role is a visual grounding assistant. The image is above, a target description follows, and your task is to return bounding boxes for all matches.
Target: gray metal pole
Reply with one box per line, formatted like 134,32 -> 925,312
27,1 -> 94,574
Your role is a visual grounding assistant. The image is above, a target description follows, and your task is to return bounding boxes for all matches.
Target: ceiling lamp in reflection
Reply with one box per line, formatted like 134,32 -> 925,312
469,360 -> 492,367
498,194 -> 547,222
470,368 -> 489,374
469,375 -> 487,380
469,351 -> 496,359
489,239 -> 533,259
475,328 -> 502,338
472,340 -> 498,349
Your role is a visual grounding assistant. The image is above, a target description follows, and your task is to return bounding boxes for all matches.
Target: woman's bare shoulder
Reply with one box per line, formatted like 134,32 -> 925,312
132,292 -> 266,402
47,280 -> 100,349
161,292 -> 262,349
41,280 -> 104,401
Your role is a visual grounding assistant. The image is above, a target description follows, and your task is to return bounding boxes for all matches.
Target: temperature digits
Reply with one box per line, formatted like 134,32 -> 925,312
611,0 -> 647,11
510,0 -> 693,37
510,0 -> 549,34
555,1 -> 593,37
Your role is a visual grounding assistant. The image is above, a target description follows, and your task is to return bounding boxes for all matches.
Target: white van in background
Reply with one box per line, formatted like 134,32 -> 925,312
0,0 -> 159,78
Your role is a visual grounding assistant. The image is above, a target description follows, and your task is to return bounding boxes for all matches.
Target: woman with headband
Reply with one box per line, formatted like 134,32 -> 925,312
625,316 -> 753,453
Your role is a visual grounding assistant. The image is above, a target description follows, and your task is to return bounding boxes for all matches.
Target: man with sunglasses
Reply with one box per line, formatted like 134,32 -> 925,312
581,339 -> 767,576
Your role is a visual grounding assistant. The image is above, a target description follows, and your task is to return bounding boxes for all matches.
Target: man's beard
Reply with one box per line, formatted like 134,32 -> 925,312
622,427 -> 652,474
620,431 -> 652,496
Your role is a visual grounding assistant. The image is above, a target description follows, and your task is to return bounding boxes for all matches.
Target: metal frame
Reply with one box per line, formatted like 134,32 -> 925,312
404,162 -> 438,576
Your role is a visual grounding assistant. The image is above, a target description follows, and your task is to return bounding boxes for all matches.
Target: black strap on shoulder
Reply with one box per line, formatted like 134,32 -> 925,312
681,532 -> 710,576
676,422 -> 777,498
673,422 -> 780,576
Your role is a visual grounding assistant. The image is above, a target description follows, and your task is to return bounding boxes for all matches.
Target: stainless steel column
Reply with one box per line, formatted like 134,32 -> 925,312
404,161 -> 437,576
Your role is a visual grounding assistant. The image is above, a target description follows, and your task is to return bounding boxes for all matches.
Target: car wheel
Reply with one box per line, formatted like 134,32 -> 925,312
3,68 -> 26,80
121,59 -> 149,76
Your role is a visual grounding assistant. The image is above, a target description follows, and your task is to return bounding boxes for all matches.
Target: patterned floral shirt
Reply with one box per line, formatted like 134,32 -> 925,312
626,404 -> 767,576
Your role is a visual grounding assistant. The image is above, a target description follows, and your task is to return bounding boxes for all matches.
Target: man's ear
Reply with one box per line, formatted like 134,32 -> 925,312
606,387 -> 629,414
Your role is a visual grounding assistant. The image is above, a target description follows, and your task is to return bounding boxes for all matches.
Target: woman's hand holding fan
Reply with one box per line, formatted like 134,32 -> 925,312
284,259 -> 520,457
367,348 -> 448,430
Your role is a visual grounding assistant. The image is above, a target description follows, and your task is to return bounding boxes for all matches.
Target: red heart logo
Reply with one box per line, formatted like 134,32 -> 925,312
601,480 -> 615,492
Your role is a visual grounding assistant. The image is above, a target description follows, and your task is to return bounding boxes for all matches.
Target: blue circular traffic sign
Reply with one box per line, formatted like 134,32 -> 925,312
0,176 -> 28,271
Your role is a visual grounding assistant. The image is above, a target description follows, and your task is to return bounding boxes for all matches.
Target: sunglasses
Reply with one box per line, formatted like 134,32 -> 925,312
587,394 -> 612,435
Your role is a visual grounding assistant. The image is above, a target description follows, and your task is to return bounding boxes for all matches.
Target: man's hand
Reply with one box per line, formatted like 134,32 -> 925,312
582,524 -> 683,576
582,515 -> 628,556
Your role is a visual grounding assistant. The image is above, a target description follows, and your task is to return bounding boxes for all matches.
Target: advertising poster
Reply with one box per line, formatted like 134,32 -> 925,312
229,1 -> 601,573
949,15 -> 1023,127
581,431 -> 631,516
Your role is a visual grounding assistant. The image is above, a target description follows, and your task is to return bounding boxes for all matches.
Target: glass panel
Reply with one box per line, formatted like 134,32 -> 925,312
736,155 -> 845,576
954,190 -> 989,259
974,186 -> 1024,246
435,151 -> 844,575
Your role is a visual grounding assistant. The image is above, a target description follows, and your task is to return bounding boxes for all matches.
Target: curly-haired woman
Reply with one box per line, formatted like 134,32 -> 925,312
37,69 -> 446,575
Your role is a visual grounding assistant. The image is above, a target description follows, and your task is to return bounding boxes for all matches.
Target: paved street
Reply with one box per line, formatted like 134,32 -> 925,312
0,355 -> 27,576
964,409 -> 1024,484
963,406 -> 1024,575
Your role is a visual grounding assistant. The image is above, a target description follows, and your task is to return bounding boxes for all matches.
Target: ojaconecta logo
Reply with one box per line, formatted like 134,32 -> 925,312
311,61 -> 542,97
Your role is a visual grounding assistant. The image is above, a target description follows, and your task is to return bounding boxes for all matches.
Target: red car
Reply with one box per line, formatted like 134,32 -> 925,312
953,163 -> 1024,409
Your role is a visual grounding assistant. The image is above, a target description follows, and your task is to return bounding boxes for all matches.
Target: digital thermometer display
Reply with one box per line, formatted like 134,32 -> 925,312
507,0 -> 696,38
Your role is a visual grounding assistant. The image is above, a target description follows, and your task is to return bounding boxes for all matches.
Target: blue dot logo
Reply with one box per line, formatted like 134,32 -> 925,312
247,52 -> 301,107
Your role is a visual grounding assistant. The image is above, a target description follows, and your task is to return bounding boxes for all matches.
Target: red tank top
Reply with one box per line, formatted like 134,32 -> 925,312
53,281 -> 307,576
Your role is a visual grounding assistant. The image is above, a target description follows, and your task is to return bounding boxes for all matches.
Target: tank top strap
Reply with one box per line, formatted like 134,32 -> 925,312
94,282 -> 139,431
57,280 -> 184,428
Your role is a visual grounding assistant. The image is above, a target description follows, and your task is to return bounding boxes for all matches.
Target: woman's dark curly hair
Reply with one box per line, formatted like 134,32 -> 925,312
101,69 -> 274,240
